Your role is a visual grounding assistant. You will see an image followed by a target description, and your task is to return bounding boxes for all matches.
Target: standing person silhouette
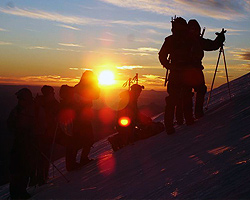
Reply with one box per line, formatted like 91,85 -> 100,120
187,19 -> 225,119
73,70 -> 100,166
34,85 -> 59,184
58,71 -> 100,172
159,17 -> 194,134
58,85 -> 77,171
8,88 -> 46,199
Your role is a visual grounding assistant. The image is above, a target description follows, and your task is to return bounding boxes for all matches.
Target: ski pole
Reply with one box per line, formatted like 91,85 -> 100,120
49,122 -> 59,178
32,143 -> 70,183
164,69 -> 169,87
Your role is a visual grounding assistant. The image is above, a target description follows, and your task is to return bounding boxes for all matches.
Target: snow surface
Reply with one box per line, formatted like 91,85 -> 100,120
1,73 -> 250,199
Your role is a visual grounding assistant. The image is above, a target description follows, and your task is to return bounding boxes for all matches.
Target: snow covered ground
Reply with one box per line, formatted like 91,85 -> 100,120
1,73 -> 250,199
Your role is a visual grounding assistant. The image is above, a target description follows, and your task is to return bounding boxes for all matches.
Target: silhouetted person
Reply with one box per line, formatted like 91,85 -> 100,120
118,84 -> 144,145
187,19 -> 225,118
108,84 -> 164,151
58,71 -> 100,171
159,17 -> 194,134
34,85 -> 59,184
108,84 -> 143,151
58,85 -> 78,171
7,88 -> 40,199
74,70 -> 100,166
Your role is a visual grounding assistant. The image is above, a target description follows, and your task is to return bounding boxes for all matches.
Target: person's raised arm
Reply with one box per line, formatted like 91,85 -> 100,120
202,29 -> 226,51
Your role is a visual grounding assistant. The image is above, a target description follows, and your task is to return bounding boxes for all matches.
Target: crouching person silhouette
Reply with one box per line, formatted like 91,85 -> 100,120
108,84 -> 164,151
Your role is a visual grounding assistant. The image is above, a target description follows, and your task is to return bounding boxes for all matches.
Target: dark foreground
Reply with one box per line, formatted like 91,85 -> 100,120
1,73 -> 250,199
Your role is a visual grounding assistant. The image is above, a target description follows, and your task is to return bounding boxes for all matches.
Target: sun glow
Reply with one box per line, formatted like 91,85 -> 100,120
98,70 -> 115,85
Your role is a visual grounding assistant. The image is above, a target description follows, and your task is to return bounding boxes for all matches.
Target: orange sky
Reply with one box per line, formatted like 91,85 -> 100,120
0,1 -> 249,91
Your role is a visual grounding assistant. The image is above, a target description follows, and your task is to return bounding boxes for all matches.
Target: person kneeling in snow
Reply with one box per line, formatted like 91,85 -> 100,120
108,84 -> 164,151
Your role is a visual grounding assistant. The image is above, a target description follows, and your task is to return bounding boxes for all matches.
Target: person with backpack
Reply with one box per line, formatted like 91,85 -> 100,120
159,17 -> 194,134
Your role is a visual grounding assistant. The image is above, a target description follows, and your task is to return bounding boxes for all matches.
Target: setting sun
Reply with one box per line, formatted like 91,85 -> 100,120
98,70 -> 115,85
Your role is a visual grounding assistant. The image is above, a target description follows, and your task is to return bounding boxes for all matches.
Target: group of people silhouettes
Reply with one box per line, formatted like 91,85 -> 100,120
159,17 -> 225,134
7,16 -> 225,199
7,71 -> 100,199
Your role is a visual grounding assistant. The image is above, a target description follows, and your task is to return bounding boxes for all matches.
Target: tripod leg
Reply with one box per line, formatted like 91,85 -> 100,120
222,48 -> 232,100
205,47 -> 222,110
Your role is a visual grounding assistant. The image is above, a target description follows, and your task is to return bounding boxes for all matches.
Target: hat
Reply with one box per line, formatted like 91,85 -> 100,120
15,88 -> 33,100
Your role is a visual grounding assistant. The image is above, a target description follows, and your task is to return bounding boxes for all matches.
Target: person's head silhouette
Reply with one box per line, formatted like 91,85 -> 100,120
15,88 -> 33,107
75,70 -> 100,100
41,85 -> 55,97
171,17 -> 187,36
59,85 -> 74,102
130,84 -> 144,100
188,19 -> 201,37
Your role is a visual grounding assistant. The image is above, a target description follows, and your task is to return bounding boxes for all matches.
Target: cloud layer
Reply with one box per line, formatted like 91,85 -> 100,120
0,75 -> 79,85
230,48 -> 250,61
99,0 -> 250,20
0,41 -> 12,45
238,52 -> 250,61
0,6 -> 168,29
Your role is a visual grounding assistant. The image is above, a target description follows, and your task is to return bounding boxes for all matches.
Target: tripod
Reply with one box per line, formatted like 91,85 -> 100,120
205,45 -> 232,110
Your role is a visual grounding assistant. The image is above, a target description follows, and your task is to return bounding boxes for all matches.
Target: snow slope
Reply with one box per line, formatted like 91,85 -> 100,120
1,73 -> 250,199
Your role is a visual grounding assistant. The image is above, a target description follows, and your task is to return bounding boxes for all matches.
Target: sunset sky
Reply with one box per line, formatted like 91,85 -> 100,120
0,0 -> 250,90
